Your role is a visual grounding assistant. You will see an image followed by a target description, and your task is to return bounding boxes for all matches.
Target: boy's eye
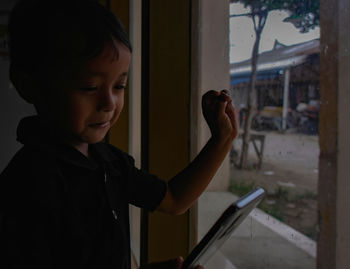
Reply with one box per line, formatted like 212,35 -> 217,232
78,85 -> 126,91
114,85 -> 126,90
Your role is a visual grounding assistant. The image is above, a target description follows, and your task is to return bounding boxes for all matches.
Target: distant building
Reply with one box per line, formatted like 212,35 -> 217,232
230,39 -> 320,133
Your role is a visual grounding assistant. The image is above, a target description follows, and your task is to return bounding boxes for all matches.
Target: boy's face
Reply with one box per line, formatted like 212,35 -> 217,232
44,40 -> 131,151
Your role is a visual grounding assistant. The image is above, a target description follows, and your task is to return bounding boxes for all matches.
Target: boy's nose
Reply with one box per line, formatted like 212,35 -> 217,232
98,88 -> 116,112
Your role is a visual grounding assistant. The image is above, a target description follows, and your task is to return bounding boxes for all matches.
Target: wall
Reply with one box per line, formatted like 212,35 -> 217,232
194,0 -> 231,191
0,0 -> 35,172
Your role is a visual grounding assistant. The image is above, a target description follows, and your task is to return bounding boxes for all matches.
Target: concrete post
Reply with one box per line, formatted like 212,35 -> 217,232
282,68 -> 290,130
318,0 -> 350,268
336,0 -> 350,267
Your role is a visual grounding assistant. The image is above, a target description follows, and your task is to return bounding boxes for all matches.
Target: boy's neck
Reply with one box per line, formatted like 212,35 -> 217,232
72,142 -> 90,158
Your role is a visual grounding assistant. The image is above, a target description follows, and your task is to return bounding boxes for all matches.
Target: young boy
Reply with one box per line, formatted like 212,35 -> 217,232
0,0 -> 237,268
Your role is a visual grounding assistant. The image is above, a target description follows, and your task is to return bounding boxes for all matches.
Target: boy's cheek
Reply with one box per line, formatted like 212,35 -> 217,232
109,114 -> 119,127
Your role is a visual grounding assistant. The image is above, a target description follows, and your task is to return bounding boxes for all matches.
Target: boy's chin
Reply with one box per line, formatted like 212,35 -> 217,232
79,133 -> 108,145
87,136 -> 107,144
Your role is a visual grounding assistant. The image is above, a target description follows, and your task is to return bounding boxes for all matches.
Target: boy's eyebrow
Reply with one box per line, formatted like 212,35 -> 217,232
84,71 -> 129,78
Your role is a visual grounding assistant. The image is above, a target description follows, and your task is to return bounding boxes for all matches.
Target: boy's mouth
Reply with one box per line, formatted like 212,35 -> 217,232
89,122 -> 110,128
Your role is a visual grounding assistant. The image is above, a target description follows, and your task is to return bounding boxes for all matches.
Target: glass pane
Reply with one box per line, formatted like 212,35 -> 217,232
198,1 -> 320,268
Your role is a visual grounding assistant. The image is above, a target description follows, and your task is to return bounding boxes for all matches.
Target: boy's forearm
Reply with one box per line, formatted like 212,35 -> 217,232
164,134 -> 234,215
157,90 -> 238,215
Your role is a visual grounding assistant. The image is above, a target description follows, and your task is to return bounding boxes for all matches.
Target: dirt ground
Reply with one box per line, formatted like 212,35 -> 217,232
230,131 -> 319,240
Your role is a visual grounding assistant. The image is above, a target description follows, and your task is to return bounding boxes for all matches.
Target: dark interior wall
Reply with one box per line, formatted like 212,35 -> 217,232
0,0 -> 36,172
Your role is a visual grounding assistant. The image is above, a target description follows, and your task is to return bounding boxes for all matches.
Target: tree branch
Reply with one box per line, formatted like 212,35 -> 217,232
252,15 -> 258,32
259,14 -> 267,30
229,13 -> 253,18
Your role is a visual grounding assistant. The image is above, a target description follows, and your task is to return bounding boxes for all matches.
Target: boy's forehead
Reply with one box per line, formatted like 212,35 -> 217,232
79,69 -> 129,78
75,48 -> 130,80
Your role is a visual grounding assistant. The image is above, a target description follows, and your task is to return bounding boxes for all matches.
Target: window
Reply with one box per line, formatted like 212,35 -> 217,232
197,1 -> 320,268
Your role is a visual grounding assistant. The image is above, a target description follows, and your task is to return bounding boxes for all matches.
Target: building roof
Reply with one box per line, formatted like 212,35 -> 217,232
230,38 -> 320,77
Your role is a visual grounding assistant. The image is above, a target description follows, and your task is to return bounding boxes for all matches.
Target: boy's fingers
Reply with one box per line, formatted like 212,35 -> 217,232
202,90 -> 231,106
142,256 -> 184,269
225,102 -> 237,124
202,90 -> 218,108
202,90 -> 219,101
174,256 -> 184,269
219,90 -> 231,103
218,100 -> 228,116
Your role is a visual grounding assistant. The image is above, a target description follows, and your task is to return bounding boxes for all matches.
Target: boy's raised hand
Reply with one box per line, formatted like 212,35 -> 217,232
202,90 -> 238,141
142,256 -> 204,269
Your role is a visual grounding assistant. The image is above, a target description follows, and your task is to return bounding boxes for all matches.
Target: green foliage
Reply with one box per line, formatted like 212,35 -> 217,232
229,181 -> 285,221
259,201 -> 284,221
295,190 -> 318,200
228,181 -> 255,197
285,0 -> 319,33
235,0 -> 320,33
275,186 -> 290,200
239,0 -> 290,15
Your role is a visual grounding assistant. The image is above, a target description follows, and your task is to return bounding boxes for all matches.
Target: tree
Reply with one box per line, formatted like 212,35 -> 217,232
230,0 -> 320,169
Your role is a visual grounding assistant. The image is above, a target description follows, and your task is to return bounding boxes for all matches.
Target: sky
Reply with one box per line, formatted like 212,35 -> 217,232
229,3 -> 320,63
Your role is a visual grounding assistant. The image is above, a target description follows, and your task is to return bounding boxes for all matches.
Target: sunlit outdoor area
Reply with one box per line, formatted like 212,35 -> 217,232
199,1 -> 320,268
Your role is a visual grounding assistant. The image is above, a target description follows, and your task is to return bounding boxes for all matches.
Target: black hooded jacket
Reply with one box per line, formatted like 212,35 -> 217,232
0,116 -> 167,269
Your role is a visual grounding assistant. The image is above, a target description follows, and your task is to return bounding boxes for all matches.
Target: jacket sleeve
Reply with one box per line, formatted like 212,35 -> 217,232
105,144 -> 167,211
125,158 -> 168,211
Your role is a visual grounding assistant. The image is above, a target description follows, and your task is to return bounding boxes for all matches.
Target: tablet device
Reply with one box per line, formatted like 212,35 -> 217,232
182,187 -> 265,269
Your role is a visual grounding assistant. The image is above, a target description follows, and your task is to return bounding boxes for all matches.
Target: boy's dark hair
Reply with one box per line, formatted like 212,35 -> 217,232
8,0 -> 132,90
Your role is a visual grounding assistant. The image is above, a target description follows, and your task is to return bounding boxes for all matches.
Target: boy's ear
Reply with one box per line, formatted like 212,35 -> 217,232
9,66 -> 40,104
